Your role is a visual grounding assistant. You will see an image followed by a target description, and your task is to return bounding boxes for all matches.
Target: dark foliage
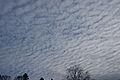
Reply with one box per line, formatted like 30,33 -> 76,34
14,76 -> 23,80
23,73 -> 29,80
51,78 -> 53,80
40,77 -> 44,80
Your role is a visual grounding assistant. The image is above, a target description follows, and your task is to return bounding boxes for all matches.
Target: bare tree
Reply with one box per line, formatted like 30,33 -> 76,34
66,65 -> 91,80
0,75 -> 11,80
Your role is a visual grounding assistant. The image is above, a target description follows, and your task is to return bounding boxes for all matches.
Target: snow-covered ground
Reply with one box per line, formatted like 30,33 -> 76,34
0,0 -> 120,80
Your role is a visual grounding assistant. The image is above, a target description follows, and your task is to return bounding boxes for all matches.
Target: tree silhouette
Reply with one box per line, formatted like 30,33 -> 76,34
0,75 -> 2,80
0,75 -> 11,80
14,76 -> 23,80
66,65 -> 91,80
51,78 -> 53,80
23,73 -> 29,80
40,77 -> 44,80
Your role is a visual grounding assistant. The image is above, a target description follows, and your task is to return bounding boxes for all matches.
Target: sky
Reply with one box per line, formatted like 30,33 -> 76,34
0,0 -> 120,80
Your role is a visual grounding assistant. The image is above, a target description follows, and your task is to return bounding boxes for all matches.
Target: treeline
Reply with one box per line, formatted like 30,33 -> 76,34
0,73 -> 53,80
0,65 -> 110,80
0,73 -> 29,80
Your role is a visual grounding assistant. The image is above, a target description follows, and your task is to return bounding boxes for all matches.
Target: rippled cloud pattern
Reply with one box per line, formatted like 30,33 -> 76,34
0,0 -> 120,80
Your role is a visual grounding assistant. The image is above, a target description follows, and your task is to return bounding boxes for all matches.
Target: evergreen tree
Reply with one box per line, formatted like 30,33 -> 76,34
23,73 -> 29,80
40,77 -> 44,80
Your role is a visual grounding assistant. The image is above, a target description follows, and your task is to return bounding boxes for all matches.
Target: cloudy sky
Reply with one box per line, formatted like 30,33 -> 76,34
0,0 -> 120,80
